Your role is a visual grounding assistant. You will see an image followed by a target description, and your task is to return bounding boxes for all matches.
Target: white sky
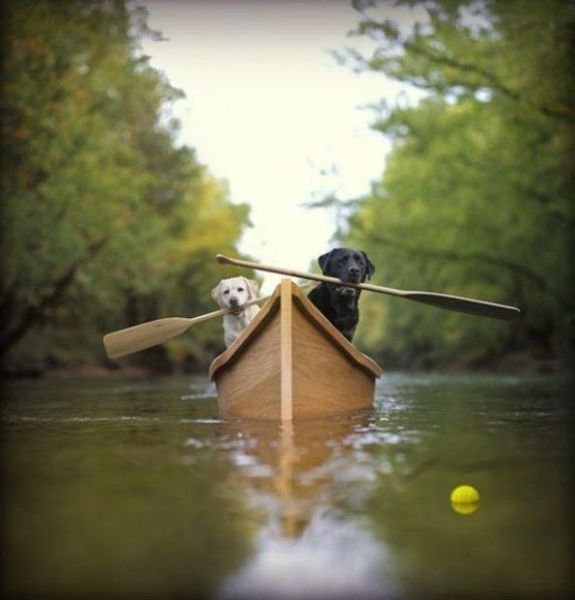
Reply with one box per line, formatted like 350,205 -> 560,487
141,0 -> 421,292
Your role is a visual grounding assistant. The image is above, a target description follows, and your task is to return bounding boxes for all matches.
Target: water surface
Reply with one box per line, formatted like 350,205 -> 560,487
1,373 -> 572,599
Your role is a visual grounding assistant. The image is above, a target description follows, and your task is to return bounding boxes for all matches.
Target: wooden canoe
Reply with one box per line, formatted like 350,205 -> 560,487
209,279 -> 383,420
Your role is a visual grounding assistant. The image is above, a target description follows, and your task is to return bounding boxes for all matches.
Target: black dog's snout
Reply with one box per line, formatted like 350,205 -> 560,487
348,265 -> 361,282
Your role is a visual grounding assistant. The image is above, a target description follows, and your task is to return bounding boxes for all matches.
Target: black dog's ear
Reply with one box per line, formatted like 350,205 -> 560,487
317,251 -> 333,274
362,252 -> 375,281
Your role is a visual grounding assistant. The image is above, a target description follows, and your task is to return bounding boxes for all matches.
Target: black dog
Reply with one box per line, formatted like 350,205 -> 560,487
308,248 -> 375,342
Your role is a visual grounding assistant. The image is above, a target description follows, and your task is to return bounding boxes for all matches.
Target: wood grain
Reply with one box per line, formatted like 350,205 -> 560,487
280,279 -> 293,421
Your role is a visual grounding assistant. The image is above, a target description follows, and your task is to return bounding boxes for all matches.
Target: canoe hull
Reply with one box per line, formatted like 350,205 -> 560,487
209,279 -> 382,421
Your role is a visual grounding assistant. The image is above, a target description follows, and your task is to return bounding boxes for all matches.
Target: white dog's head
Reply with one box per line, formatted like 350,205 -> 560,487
211,277 -> 260,312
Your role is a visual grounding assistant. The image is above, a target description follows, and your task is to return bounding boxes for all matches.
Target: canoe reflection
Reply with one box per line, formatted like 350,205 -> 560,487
219,415 -> 394,599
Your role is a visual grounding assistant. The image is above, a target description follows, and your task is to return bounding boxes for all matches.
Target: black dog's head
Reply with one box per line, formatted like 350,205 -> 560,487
317,248 -> 375,286
308,248 -> 375,341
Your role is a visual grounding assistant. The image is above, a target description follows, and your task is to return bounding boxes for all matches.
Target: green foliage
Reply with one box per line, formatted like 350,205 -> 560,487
1,0 -> 253,372
341,0 -> 574,368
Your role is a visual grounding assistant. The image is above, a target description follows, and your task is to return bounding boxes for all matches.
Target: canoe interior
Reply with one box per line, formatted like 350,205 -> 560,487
209,279 -> 382,420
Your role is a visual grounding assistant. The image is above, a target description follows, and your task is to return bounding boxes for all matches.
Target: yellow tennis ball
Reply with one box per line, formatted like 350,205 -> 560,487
450,485 -> 479,515
450,484 -> 479,504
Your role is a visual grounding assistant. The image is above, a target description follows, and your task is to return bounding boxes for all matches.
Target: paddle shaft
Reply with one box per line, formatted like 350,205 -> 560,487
216,254 -> 521,321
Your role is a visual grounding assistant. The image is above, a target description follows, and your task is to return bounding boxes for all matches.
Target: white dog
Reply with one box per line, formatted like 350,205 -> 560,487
211,277 -> 261,347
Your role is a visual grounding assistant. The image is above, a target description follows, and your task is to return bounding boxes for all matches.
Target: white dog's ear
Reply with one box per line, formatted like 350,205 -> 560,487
243,278 -> 260,300
211,282 -> 222,303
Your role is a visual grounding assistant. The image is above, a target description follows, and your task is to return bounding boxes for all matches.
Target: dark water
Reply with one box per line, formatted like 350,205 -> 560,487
1,373 -> 573,600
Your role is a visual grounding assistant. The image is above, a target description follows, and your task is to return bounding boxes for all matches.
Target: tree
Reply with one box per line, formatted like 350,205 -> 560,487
336,0 -> 574,368
1,0 -> 252,372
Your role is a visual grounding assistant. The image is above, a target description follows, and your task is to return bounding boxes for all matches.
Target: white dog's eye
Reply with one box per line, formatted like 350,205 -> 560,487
237,287 -> 244,293
223,289 -> 230,295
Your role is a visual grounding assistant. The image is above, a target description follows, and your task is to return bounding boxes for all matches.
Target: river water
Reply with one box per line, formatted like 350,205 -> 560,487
1,372 -> 573,599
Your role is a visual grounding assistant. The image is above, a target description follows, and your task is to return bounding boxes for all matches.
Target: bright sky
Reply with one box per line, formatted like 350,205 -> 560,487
141,0 -> 420,292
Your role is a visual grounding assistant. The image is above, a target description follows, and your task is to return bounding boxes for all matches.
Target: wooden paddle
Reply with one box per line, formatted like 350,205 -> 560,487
103,282 -> 314,359
103,295 -> 270,360
216,254 -> 521,321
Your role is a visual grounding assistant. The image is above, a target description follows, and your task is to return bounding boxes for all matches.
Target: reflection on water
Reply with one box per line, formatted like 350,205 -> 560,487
218,419 -> 398,600
1,373 -> 573,599
221,513 -> 389,600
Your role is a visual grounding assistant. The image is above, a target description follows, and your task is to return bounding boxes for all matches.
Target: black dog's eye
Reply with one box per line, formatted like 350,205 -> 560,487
353,253 -> 364,263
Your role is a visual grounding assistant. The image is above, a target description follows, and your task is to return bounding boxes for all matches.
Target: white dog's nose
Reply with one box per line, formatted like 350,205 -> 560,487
229,296 -> 239,307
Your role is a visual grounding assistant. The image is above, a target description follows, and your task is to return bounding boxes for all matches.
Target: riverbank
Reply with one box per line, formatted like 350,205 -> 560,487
2,350 -> 569,381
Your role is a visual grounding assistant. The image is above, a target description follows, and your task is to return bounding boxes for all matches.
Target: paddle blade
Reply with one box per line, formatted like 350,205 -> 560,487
103,317 -> 193,360
405,292 -> 521,320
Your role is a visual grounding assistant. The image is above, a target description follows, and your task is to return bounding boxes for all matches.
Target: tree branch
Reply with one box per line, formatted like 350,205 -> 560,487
357,18 -> 573,122
0,237 -> 109,356
361,230 -> 570,308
